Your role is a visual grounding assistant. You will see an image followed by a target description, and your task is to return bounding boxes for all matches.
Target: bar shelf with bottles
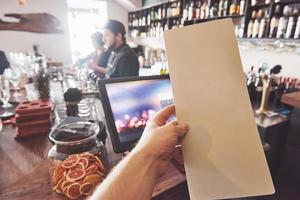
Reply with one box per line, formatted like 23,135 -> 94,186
244,0 -> 300,40
129,0 -> 300,43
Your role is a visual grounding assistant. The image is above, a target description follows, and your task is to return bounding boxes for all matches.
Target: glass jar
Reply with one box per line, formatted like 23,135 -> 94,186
48,122 -> 108,199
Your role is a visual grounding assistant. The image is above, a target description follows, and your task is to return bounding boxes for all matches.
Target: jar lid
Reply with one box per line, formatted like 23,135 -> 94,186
49,122 -> 99,146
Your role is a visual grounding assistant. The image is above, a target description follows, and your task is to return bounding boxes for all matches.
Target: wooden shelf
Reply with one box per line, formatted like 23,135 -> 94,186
183,14 -> 245,26
238,38 -> 300,43
151,15 -> 182,22
129,36 -> 300,49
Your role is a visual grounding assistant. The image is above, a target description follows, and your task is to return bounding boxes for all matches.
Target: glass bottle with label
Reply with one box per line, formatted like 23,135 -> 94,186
277,6 -> 290,38
269,5 -> 281,38
252,9 -> 262,38
285,7 -> 298,38
258,10 -> 268,38
240,0 -> 245,15
247,10 -> 256,37
218,0 -> 224,16
294,16 -> 300,39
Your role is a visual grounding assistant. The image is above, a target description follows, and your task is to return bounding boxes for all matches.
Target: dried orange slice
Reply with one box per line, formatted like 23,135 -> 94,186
62,154 -> 80,169
61,180 -> 74,191
70,162 -> 85,172
52,164 -> 65,185
53,178 -> 64,194
66,169 -> 86,182
94,156 -> 105,173
83,174 -> 103,185
79,157 -> 89,169
66,182 -> 81,199
85,163 -> 98,175
96,170 -> 105,177
79,182 -> 94,196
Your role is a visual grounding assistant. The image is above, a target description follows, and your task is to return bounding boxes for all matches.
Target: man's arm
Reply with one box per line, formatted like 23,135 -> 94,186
88,61 -> 108,74
90,105 -> 188,200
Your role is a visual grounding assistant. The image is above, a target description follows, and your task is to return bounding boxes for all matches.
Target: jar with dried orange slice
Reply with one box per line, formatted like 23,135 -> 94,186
48,122 -> 108,199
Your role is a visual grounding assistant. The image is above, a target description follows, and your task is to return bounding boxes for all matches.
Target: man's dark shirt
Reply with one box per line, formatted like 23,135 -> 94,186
0,50 -> 10,75
106,43 -> 139,78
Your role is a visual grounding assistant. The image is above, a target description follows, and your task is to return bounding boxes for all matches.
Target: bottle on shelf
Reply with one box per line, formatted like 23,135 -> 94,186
277,6 -> 290,38
236,0 -> 240,15
209,2 -> 217,17
218,0 -> 224,17
164,20 -> 169,31
252,9 -> 262,38
188,0 -> 195,20
175,1 -> 181,17
247,10 -> 256,37
183,3 -> 189,21
251,0 -> 257,6
258,10 -> 269,38
167,4 -> 172,18
229,0 -> 237,15
285,7 -> 298,38
269,5 -> 281,38
223,0 -> 229,16
205,0 -> 211,18
240,0 -> 245,15
195,1 -> 201,19
294,16 -> 300,39
200,2 -> 206,19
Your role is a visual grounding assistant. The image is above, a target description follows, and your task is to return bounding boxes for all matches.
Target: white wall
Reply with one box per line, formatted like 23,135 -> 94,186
0,0 -> 72,64
107,0 -> 129,34
239,48 -> 300,78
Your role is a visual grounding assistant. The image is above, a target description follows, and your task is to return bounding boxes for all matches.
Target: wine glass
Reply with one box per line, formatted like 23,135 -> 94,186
4,68 -> 22,97
0,79 -> 14,118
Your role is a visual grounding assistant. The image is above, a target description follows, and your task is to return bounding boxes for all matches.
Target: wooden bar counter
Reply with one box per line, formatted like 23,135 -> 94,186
0,89 -> 188,200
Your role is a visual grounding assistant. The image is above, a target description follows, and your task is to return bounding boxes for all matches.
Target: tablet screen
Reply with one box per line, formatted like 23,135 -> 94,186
105,78 -> 174,143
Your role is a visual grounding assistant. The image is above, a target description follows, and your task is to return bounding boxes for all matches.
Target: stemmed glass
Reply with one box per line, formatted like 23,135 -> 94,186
4,68 -> 22,97
0,78 -> 13,118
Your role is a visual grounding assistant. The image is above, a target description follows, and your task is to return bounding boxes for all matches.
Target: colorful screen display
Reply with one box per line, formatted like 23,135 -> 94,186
105,78 -> 174,143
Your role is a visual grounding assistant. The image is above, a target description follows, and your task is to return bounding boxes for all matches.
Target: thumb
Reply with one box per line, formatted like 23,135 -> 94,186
163,121 -> 189,139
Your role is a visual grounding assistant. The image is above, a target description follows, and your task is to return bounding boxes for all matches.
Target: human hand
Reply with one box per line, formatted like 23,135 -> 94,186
133,105 -> 188,177
88,60 -> 97,70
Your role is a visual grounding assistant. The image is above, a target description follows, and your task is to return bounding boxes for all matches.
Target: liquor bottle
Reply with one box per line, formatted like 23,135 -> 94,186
252,9 -> 262,38
277,6 -> 290,38
218,0 -> 224,16
167,4 -> 172,18
176,1 -> 181,17
269,5 -> 280,38
162,4 -> 166,19
255,68 -> 263,107
258,10 -> 268,38
195,1 -> 201,19
129,14 -> 132,27
229,0 -> 237,15
236,0 -> 240,15
147,10 -> 151,25
251,0 -> 257,6
285,7 -> 298,38
171,2 -> 176,17
200,2 -> 206,19
158,6 -> 162,20
205,0 -> 211,18
210,3 -> 218,17
164,21 -> 169,31
223,0 -> 228,16
188,1 -> 195,20
294,16 -> 300,39
183,3 -> 189,21
240,0 -> 245,15
247,11 -> 256,37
